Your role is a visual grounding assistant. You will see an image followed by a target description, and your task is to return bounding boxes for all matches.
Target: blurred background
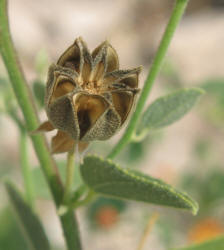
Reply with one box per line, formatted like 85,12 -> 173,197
1,0 -> 224,249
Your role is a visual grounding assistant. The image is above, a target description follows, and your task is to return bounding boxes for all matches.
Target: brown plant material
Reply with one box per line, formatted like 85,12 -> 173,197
35,37 -> 141,153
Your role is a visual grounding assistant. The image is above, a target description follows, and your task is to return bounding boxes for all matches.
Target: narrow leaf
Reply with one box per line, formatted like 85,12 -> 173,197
5,181 -> 51,250
80,156 -> 198,214
173,236 -> 224,250
137,88 -> 204,136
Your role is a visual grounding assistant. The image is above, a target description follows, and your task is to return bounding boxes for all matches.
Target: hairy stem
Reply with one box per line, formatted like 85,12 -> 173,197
0,0 -> 82,249
108,0 -> 189,159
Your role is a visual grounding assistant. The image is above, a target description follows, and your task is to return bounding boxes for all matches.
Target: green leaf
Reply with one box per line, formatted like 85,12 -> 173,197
5,181 -> 51,250
80,156 -> 198,214
201,79 -> 224,97
136,88 -> 204,137
173,236 -> 224,250
0,207 -> 28,250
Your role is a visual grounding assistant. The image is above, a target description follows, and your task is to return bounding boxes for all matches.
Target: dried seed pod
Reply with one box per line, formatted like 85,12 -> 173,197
35,37 -> 141,153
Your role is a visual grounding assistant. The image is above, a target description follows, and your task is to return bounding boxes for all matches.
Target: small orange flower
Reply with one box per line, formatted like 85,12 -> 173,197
95,206 -> 119,229
188,218 -> 224,243
35,37 -> 141,153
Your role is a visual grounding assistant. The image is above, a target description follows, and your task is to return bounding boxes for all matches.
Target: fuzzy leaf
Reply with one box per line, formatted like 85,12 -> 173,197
5,181 -> 51,250
136,88 -> 204,136
173,236 -> 224,250
80,156 -> 198,214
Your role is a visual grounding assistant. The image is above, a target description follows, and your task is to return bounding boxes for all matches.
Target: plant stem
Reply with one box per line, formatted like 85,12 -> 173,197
107,0 -> 189,159
0,0 -> 61,197
60,211 -> 82,250
59,190 -> 96,216
0,0 -> 82,249
19,129 -> 35,209
71,190 -> 95,210
63,145 -> 76,203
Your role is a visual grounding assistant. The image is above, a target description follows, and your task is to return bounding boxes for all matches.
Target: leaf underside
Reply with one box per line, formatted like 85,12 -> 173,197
137,88 -> 204,135
80,155 -> 198,214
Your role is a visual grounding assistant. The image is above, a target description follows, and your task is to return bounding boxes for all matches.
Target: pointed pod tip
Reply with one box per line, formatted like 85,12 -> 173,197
103,39 -> 110,46
99,40 -> 114,51
76,36 -> 84,43
74,36 -> 88,49
138,65 -> 143,73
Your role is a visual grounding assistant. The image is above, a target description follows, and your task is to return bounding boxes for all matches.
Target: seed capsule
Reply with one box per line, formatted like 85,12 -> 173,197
35,37 -> 141,153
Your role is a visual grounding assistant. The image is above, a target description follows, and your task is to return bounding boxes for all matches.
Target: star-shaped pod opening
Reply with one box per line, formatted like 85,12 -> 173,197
34,37 -> 142,154
111,90 -> 136,124
49,74 -> 77,104
72,93 -> 109,139
103,67 -> 141,91
57,37 -> 120,93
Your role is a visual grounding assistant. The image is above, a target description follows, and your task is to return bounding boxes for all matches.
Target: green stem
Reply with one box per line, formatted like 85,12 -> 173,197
71,191 -> 96,210
0,0 -> 82,249
0,0 -> 61,197
60,211 -> 82,250
19,129 -> 35,209
63,145 -> 76,203
107,0 -> 189,159
71,185 -> 88,203
58,190 -> 96,216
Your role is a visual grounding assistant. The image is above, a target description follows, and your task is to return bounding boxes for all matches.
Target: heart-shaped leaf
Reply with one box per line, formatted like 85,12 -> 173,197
136,88 -> 204,138
80,156 -> 198,214
5,181 -> 51,250
172,236 -> 224,250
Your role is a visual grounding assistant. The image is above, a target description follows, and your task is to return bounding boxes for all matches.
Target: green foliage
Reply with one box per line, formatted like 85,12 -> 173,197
182,169 -> 224,212
173,236 -> 224,250
0,208 -> 28,250
32,80 -> 45,108
200,79 -> 224,126
32,161 -> 83,199
80,156 -> 198,214
201,79 -> 224,100
136,88 -> 204,138
200,171 -> 224,207
0,0 -> 198,248
5,181 -> 51,250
